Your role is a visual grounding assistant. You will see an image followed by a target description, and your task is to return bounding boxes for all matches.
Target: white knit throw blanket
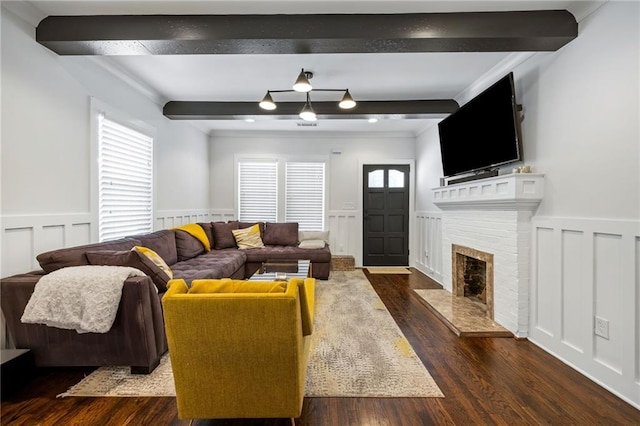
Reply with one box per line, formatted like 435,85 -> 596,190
21,265 -> 145,334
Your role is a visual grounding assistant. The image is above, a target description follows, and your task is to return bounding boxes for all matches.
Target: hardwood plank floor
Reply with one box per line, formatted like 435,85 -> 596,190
2,268 -> 638,425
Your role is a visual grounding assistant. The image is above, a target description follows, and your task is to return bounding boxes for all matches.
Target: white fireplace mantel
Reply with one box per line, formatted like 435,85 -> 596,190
433,173 -> 545,337
433,173 -> 544,211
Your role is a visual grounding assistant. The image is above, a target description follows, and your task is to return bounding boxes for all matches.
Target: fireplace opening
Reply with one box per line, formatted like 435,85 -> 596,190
463,256 -> 487,306
452,244 -> 494,319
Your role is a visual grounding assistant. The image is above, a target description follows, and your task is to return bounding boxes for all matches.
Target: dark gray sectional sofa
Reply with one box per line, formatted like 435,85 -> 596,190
0,221 -> 331,373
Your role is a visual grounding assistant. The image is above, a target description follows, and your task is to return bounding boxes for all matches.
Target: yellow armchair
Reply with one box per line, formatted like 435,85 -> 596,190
162,277 -> 315,421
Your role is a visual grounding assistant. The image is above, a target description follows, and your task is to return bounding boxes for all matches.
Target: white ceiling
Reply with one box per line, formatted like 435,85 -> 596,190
13,1 -> 605,135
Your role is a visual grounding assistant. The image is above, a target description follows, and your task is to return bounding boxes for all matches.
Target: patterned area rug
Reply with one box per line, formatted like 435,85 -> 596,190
58,270 -> 443,398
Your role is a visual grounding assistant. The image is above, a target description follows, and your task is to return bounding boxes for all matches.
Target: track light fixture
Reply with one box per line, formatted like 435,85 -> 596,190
258,68 -> 357,121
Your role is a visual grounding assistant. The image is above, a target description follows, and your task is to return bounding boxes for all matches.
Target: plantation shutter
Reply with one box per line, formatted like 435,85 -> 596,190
238,161 -> 278,222
98,115 -> 153,242
285,162 -> 325,231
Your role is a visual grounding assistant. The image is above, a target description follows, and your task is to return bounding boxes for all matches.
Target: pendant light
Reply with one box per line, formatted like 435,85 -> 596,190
339,90 -> 356,109
258,68 -> 356,120
292,69 -> 313,92
258,92 -> 276,110
299,93 -> 317,121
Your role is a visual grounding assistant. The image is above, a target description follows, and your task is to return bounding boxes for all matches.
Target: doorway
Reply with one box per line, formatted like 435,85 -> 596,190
362,164 -> 410,266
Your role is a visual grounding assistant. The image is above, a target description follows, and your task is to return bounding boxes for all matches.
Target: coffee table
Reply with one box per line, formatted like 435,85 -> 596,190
248,259 -> 311,281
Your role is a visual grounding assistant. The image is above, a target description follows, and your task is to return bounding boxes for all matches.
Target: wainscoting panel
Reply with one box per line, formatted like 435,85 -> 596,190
327,211 -> 358,259
1,214 -> 94,278
530,217 -> 640,409
2,226 -> 34,278
594,232 -> 624,374
636,236 -> 640,386
534,226 -> 556,337
1,214 -> 94,349
561,230 -> 586,353
414,211 -> 443,283
155,209 -> 234,230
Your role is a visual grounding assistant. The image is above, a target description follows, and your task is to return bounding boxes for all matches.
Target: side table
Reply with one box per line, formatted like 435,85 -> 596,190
1,349 -> 35,400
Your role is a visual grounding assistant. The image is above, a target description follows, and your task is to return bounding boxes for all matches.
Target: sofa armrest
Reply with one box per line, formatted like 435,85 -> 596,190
0,272 -> 167,372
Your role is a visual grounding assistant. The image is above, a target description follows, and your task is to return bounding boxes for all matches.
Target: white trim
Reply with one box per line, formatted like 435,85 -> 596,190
455,52 -> 536,105
88,57 -> 167,106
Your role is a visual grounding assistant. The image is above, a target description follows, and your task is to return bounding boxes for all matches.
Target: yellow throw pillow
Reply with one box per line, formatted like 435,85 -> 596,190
173,223 -> 211,251
231,224 -> 265,250
132,246 -> 173,279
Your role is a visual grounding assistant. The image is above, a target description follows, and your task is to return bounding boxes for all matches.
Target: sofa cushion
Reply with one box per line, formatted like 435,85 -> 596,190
263,223 -> 299,246
189,279 -> 286,294
36,238 -> 141,273
232,224 -> 265,250
197,222 -> 215,248
174,230 -> 206,261
243,245 -> 331,263
298,240 -> 326,249
174,224 -> 211,250
171,250 -> 246,283
85,249 -> 171,292
212,221 -> 239,249
133,230 -> 178,266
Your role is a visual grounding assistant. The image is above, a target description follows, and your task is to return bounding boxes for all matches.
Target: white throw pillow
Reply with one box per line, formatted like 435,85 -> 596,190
298,230 -> 329,243
298,239 -> 326,249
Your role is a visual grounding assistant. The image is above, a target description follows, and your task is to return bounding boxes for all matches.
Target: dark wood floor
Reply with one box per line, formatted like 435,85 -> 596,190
2,268 -> 639,425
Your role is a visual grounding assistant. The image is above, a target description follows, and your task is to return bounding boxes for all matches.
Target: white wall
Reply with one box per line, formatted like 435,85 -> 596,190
209,131 -> 416,265
1,7 -> 210,278
414,1 -> 640,408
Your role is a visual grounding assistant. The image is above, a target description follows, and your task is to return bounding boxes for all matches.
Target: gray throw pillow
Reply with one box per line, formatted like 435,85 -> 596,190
212,221 -> 239,249
263,222 -> 299,246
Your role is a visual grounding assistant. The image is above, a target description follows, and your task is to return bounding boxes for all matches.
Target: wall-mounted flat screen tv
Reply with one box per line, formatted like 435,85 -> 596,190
438,72 -> 523,177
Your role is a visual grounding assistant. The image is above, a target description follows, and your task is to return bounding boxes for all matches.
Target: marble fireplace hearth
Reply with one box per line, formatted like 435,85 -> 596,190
414,288 -> 512,337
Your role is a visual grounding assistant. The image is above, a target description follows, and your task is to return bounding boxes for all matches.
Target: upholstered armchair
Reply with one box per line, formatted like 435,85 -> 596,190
162,277 -> 315,421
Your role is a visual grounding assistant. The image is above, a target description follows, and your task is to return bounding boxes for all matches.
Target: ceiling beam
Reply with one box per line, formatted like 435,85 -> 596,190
163,100 -> 460,120
36,11 -> 577,55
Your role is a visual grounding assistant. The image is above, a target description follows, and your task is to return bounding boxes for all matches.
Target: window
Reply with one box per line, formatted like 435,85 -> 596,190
285,162 -> 325,231
98,114 -> 153,242
367,169 -> 384,188
236,158 -> 326,229
237,160 -> 278,222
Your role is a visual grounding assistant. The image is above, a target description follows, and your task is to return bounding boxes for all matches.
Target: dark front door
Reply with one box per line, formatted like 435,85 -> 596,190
363,164 -> 410,266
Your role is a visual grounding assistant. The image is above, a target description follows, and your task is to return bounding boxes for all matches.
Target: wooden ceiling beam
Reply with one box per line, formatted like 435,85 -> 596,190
36,11 -> 578,55
163,100 -> 460,120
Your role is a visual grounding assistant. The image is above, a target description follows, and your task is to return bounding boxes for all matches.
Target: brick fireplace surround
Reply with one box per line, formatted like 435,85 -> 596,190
433,173 -> 544,337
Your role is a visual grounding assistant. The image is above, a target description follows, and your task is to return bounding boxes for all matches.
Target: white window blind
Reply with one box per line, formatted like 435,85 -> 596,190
238,161 -> 278,222
285,162 -> 325,231
98,115 -> 153,242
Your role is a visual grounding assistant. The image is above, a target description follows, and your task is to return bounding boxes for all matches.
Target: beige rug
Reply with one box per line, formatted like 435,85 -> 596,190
366,267 -> 412,274
59,270 -> 442,398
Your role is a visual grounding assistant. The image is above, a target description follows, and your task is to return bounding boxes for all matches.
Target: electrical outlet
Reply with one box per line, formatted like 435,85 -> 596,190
595,316 -> 609,339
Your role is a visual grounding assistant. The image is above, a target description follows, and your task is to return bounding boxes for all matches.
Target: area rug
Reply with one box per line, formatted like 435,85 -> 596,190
58,270 -> 443,398
366,267 -> 412,274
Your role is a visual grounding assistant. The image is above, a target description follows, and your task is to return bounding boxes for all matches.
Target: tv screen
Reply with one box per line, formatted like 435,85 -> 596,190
438,72 -> 522,177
